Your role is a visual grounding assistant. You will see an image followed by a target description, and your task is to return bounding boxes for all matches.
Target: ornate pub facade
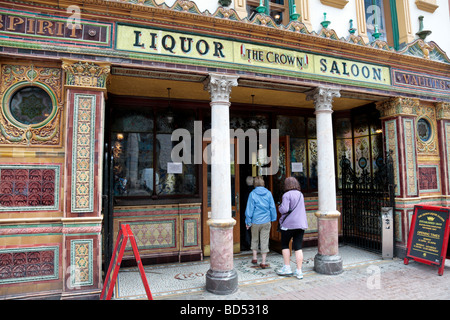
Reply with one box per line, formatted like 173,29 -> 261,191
0,0 -> 449,298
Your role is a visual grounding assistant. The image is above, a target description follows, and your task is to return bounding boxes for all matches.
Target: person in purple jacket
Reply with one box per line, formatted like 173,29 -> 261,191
276,177 -> 308,279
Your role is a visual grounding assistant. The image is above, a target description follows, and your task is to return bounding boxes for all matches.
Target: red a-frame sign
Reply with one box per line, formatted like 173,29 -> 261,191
100,224 -> 153,300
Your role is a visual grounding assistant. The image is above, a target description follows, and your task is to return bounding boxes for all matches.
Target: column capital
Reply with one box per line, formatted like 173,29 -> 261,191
306,87 -> 340,113
436,102 -> 450,120
376,97 -> 419,119
61,58 -> 111,92
204,73 -> 239,103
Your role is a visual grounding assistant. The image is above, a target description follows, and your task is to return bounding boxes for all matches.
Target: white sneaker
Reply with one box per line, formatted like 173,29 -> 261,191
276,265 -> 293,276
293,270 -> 303,279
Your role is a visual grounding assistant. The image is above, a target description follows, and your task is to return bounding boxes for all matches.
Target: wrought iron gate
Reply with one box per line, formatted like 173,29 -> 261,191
341,152 -> 395,253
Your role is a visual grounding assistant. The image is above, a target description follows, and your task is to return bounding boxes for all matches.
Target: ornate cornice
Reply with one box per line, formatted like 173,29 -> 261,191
376,97 -> 420,118
10,0 -> 448,71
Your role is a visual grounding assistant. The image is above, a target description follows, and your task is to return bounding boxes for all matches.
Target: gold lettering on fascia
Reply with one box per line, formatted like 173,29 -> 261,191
394,70 -> 450,92
0,12 -> 108,43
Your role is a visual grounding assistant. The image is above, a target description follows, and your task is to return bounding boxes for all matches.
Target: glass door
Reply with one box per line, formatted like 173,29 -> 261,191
269,136 -> 290,253
202,139 -> 240,256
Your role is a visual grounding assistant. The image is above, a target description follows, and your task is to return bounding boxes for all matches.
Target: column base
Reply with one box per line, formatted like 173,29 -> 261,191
314,253 -> 343,275
205,269 -> 238,295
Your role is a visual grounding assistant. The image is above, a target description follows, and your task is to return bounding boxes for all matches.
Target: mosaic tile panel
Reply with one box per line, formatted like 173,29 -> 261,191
0,246 -> 59,285
126,220 -> 177,251
0,164 -> 60,211
182,218 -> 198,247
70,239 -> 93,287
418,165 -> 440,192
385,119 -> 400,196
71,94 -> 96,213
446,122 -> 450,194
403,118 -> 417,196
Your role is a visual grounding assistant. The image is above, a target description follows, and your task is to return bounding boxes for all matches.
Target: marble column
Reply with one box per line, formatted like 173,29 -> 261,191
307,87 -> 343,275
203,73 -> 239,294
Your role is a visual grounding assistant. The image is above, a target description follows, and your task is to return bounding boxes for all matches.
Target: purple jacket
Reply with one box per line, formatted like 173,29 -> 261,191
278,190 -> 308,230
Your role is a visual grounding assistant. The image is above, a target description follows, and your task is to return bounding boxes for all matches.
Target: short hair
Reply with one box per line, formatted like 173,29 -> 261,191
284,177 -> 300,192
253,176 -> 265,187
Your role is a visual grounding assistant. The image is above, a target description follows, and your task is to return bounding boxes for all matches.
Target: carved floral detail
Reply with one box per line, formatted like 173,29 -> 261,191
204,74 -> 239,103
62,59 -> 111,89
306,87 -> 340,112
376,97 -> 419,118
0,64 -> 63,146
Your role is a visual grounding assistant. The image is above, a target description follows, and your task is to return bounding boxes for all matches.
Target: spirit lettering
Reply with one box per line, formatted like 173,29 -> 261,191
7,16 -> 24,31
0,12 -> 107,43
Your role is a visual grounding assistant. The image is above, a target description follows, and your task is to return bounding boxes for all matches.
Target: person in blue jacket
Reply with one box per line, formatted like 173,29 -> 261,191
245,176 -> 277,268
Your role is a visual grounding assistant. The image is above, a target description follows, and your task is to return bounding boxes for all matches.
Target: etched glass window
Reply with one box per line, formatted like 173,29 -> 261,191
417,118 -> 432,142
9,86 -> 53,126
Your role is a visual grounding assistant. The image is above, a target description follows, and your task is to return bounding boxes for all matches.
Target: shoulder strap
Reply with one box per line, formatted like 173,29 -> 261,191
280,191 -> 301,224
289,191 -> 301,212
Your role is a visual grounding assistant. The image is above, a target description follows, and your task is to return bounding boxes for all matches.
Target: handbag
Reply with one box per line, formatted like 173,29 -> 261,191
277,192 -> 301,232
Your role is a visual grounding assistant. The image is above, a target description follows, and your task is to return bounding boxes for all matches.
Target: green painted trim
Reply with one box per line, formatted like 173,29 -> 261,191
0,37 -> 447,100
1,80 -> 58,129
389,0 -> 400,51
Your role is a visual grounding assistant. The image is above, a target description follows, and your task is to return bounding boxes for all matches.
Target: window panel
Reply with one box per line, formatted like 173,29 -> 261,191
112,132 -> 154,196
111,107 -> 197,198
155,110 -> 197,196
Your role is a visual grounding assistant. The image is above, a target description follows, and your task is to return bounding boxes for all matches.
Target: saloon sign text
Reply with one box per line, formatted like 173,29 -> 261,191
120,24 -> 392,86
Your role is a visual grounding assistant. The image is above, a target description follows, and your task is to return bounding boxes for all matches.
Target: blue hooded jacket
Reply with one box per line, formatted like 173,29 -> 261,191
245,186 -> 277,226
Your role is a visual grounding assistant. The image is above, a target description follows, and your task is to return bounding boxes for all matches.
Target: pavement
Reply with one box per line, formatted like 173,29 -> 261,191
156,246 -> 450,301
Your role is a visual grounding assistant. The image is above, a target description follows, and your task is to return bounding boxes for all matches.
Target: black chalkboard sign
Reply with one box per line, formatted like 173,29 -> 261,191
404,205 -> 450,276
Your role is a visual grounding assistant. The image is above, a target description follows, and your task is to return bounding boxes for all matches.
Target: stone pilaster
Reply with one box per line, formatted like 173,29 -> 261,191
61,59 -> 110,299
376,97 -> 419,198
436,102 -> 450,196
203,73 -> 239,294
307,87 -> 343,275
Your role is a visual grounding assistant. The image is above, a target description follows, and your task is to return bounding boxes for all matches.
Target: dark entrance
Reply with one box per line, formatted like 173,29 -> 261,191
341,151 -> 395,253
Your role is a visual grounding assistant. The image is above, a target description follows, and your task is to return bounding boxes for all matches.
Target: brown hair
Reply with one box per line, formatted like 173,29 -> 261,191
284,177 -> 300,192
253,176 -> 265,187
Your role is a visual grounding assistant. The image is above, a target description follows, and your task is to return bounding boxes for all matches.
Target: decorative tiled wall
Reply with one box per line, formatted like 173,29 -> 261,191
113,203 -> 202,261
70,94 -> 96,213
69,239 -> 93,288
418,165 -> 440,192
0,164 -> 60,212
0,245 -> 59,285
